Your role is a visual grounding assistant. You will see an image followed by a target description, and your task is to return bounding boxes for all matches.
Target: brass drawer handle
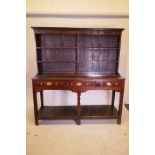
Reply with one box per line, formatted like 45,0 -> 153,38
46,82 -> 52,86
106,82 -> 112,86
76,82 -> 82,86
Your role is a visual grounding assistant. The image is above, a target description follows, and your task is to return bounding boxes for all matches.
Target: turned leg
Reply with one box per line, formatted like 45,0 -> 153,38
76,92 -> 81,125
111,90 -> 115,111
117,90 -> 124,125
40,91 -> 44,108
33,90 -> 39,125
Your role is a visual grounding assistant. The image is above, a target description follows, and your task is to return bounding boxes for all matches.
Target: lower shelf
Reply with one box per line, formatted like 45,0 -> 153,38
37,105 -> 118,120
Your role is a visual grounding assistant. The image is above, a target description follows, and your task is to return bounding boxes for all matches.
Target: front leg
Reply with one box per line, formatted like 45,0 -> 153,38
32,89 -> 39,125
117,90 -> 124,124
40,91 -> 44,109
76,92 -> 81,125
111,90 -> 115,111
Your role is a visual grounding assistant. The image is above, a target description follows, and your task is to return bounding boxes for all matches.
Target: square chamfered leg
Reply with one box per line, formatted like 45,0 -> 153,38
117,88 -> 125,125
111,90 -> 115,111
32,83 -> 39,125
40,91 -> 44,108
76,92 -> 81,125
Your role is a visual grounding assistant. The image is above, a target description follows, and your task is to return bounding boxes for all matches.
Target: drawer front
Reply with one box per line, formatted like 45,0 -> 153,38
95,81 -> 121,87
35,81 -> 94,87
65,81 -> 94,87
35,80 -> 64,87
33,79 -> 124,91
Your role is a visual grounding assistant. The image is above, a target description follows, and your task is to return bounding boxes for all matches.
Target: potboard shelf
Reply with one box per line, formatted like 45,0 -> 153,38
37,105 -> 118,120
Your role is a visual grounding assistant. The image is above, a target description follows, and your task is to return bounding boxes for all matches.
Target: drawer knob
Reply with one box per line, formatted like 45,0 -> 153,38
96,82 -> 102,86
76,82 -> 82,86
106,82 -> 112,86
46,82 -> 52,86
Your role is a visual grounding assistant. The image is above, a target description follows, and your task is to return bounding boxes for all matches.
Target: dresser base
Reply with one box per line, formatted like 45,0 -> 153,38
32,75 -> 125,125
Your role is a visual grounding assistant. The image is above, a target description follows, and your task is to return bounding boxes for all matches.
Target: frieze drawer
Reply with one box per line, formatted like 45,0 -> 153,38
34,80 -> 122,88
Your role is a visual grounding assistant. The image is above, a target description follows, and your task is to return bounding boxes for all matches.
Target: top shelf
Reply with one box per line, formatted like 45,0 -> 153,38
32,27 -> 124,35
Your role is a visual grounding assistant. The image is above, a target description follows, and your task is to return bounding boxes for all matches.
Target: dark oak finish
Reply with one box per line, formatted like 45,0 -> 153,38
32,27 -> 125,125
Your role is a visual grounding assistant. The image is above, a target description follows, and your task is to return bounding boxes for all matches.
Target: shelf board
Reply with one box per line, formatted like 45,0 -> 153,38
38,106 -> 76,119
37,60 -> 118,63
40,71 -> 117,75
37,61 -> 77,63
37,46 -> 76,49
37,105 -> 118,120
36,46 -> 119,50
81,105 -> 118,119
